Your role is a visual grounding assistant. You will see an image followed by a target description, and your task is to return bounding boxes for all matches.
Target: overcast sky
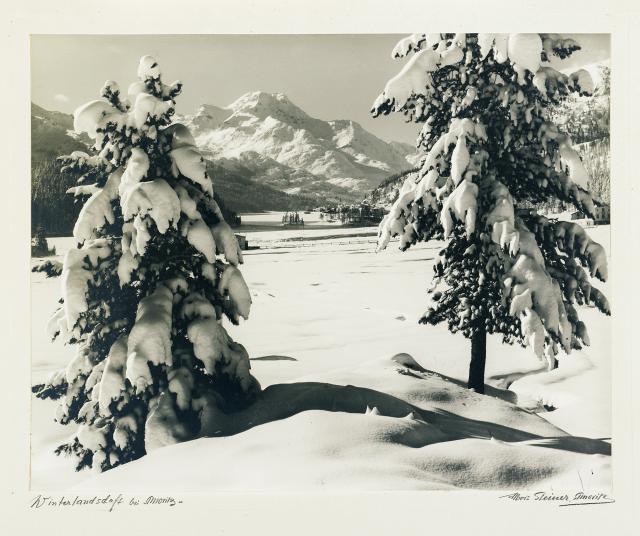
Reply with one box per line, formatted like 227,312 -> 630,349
31,34 -> 610,145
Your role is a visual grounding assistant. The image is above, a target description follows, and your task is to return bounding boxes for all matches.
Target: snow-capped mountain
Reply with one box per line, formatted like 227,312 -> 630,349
31,103 -> 318,226
31,94 -> 419,210
181,92 -> 418,199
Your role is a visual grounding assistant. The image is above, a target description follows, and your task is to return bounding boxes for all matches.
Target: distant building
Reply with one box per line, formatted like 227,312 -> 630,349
570,210 -> 585,220
515,207 -> 536,217
235,234 -> 248,250
515,200 -> 536,218
571,204 -> 609,225
593,204 -> 610,224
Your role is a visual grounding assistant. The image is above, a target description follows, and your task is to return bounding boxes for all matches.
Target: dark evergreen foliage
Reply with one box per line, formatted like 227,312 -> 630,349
34,56 -> 260,473
373,34 -> 609,392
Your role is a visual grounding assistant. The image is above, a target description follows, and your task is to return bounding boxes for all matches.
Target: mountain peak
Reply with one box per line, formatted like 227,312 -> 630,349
181,91 -> 418,197
224,91 -> 337,141
228,91 -> 297,114
187,103 -> 231,131
196,103 -> 227,113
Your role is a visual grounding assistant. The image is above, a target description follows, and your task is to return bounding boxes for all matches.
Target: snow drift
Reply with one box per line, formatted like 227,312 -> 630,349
75,354 -> 610,491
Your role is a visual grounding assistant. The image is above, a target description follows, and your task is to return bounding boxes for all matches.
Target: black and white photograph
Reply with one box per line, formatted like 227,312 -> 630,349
3,1 -> 639,535
29,31 -> 613,491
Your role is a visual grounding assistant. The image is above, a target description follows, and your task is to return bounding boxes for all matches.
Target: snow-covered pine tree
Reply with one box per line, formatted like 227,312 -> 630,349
32,56 -> 260,472
372,34 -> 610,393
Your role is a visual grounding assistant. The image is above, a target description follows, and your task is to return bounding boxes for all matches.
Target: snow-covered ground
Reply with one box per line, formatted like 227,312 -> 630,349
30,214 -> 611,491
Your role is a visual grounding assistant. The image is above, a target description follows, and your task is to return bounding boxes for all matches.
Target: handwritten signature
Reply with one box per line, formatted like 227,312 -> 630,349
499,491 -> 614,506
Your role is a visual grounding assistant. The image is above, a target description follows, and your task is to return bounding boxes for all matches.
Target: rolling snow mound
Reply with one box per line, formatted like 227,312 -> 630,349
76,355 -> 610,492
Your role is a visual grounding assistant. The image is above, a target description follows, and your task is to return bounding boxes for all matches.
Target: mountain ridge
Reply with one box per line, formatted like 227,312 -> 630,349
30,102 -> 317,235
180,91 -> 418,200
31,91 -> 419,211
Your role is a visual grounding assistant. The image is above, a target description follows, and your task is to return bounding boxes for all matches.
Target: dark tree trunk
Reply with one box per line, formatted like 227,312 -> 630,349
468,327 -> 487,394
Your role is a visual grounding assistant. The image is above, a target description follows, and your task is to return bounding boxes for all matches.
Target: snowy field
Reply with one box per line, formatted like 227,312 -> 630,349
30,214 -> 611,491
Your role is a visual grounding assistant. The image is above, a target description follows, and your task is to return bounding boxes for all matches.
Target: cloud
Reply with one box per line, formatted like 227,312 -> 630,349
54,93 -> 70,104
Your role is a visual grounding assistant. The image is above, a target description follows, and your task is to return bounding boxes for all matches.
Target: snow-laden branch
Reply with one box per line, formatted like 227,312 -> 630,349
126,284 -> 174,392
373,33 -> 595,118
